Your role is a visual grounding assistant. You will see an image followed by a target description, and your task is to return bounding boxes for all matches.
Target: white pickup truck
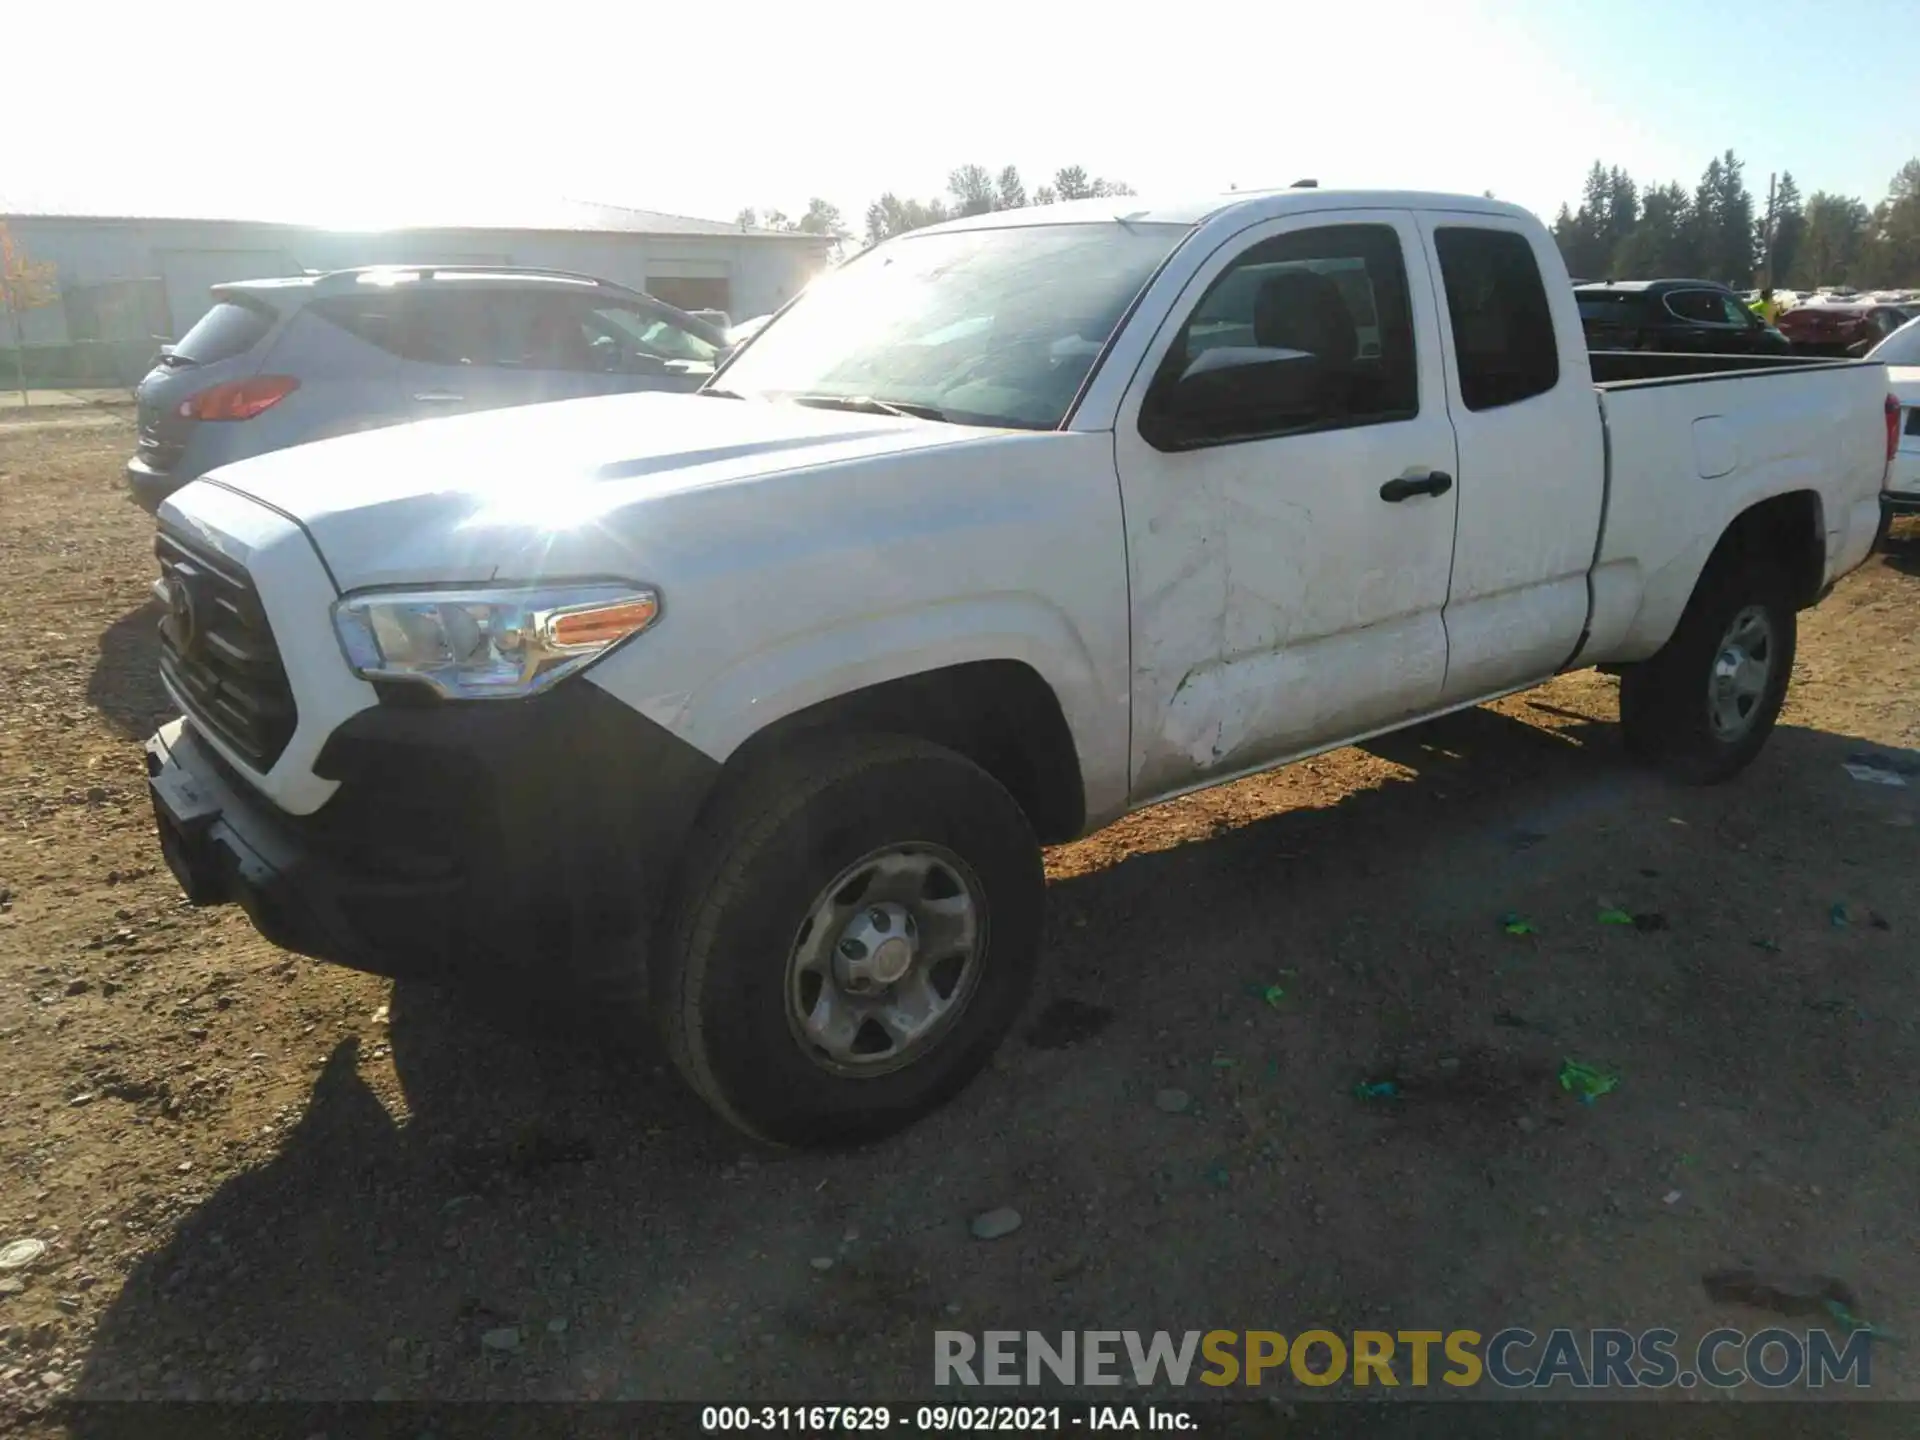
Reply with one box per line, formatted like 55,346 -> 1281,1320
144,189 -> 1897,1145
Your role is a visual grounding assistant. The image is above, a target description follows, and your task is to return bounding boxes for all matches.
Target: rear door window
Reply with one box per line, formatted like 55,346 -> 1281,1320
1663,290 -> 1725,325
388,289 -> 569,369
171,299 -> 276,364
1432,227 -> 1560,411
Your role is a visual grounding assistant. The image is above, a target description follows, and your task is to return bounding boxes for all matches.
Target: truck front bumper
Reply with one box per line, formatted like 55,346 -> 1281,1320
146,683 -> 721,981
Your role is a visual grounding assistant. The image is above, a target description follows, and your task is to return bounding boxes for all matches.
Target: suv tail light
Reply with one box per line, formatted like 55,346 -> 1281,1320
177,375 -> 300,421
1890,394 -> 1902,470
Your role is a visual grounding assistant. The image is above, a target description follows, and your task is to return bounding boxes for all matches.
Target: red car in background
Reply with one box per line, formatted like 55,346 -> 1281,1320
1777,301 -> 1916,356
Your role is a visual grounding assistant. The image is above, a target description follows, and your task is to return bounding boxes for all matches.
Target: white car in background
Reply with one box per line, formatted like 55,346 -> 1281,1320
1874,314 -> 1920,538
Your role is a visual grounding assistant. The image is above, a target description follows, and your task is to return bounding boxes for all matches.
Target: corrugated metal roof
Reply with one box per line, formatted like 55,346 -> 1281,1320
0,193 -> 829,241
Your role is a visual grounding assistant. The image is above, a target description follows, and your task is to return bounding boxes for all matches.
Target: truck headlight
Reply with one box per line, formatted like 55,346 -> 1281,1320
331,583 -> 660,700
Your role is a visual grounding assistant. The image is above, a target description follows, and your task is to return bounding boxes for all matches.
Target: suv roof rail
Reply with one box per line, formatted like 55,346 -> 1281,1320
312,264 -> 641,293
302,265 -> 730,345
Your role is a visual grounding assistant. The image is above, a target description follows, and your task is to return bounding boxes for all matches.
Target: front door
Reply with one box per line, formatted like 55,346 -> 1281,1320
1114,211 -> 1461,799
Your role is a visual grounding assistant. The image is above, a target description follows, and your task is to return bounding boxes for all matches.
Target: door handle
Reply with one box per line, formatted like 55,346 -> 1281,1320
413,391 -> 465,403
1379,470 -> 1453,502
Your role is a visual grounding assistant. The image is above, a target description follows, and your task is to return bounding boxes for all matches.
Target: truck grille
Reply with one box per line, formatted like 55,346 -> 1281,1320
154,530 -> 298,770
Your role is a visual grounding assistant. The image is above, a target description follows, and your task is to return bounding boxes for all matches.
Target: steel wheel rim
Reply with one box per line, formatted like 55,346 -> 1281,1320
784,843 -> 988,1077
1708,604 -> 1776,741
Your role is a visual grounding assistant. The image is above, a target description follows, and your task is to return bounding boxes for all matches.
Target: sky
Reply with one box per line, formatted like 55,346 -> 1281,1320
7,0 -> 1915,232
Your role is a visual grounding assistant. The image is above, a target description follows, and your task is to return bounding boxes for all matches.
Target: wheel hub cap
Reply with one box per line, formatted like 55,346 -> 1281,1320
836,903 -> 918,991
1708,604 -> 1775,740
786,845 -> 987,1076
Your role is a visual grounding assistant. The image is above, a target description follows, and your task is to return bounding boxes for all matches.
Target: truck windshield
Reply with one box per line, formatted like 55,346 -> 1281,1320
715,221 -> 1189,429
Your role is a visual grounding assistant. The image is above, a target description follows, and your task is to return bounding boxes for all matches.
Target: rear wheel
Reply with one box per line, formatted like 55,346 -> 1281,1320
1618,554 -> 1795,784
653,734 -> 1044,1146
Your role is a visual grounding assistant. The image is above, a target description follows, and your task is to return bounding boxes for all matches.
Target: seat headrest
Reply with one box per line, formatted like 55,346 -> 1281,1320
1253,270 -> 1358,366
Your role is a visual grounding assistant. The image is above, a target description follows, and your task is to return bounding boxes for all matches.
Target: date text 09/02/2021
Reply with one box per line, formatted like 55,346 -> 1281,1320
701,1405 -> 1193,1432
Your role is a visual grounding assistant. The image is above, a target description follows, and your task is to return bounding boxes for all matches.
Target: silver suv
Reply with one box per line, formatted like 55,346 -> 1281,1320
126,266 -> 728,513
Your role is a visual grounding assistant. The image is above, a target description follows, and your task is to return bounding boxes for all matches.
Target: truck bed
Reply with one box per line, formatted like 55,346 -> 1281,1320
1589,350 -> 1866,385
1579,353 -> 1889,669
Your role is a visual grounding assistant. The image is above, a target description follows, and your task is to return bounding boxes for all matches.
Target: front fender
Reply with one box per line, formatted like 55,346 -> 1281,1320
590,594 -> 1130,827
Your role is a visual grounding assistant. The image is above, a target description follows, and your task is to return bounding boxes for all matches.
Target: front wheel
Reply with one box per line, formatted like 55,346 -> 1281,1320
653,734 -> 1044,1146
1618,556 -> 1796,784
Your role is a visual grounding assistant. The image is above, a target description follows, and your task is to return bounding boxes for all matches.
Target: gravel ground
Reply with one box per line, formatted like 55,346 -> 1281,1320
2,412 -> 1918,1426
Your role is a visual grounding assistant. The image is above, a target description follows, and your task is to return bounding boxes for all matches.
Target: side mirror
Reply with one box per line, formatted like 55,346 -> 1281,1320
1143,347 -> 1325,449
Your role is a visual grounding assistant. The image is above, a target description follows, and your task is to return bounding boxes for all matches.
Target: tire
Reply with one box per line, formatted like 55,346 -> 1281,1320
1618,552 -> 1796,784
652,733 -> 1045,1146
1871,505 -> 1894,555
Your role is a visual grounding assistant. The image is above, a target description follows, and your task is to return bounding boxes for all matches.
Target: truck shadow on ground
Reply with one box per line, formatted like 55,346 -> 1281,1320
1879,527 -> 1920,579
65,702 -> 1920,1409
87,599 -> 174,743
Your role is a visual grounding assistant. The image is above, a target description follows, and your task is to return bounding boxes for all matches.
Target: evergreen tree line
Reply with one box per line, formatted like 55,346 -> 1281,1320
1553,151 -> 1920,289
738,163 -> 1133,250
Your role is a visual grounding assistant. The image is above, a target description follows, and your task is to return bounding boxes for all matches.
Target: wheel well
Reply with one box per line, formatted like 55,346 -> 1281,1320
1713,491 -> 1825,609
729,661 -> 1087,843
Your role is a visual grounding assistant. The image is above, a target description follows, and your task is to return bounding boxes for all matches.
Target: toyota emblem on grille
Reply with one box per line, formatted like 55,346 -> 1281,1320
159,575 -> 202,657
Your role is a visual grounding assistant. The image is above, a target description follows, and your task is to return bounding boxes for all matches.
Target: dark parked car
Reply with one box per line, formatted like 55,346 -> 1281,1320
1573,279 -> 1793,355
1776,300 -> 1916,358
128,265 -> 729,513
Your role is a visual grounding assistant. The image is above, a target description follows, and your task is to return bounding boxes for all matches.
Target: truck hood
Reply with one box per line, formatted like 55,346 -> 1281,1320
183,391 -> 993,592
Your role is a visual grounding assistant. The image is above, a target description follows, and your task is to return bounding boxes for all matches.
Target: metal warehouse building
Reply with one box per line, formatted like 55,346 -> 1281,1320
0,199 -> 835,386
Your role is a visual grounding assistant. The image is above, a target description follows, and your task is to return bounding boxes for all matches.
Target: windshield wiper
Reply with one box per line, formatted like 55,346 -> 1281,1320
788,393 -> 949,422
699,386 -> 747,399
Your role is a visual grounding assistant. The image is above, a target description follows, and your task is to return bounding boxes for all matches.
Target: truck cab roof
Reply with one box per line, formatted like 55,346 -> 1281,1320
912,188 -> 1536,237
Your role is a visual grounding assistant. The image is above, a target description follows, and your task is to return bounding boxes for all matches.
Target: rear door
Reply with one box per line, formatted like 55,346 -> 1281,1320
1114,209 -> 1461,798
392,286 -> 587,420
1416,216 -> 1605,702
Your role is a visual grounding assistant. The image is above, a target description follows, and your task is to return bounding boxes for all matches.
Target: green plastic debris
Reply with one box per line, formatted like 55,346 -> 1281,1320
1210,1055 -> 1237,1070
1353,1080 -> 1399,1100
1751,937 -> 1782,953
1244,978 -> 1291,1008
1824,1299 -> 1902,1346
1597,907 -> 1635,926
1830,903 -> 1850,929
1204,1163 -> 1231,1189
1499,911 -> 1537,936
1558,1059 -> 1619,1105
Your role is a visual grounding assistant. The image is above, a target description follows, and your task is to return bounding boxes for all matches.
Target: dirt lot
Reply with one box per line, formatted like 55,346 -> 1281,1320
1,412 -> 1918,1423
